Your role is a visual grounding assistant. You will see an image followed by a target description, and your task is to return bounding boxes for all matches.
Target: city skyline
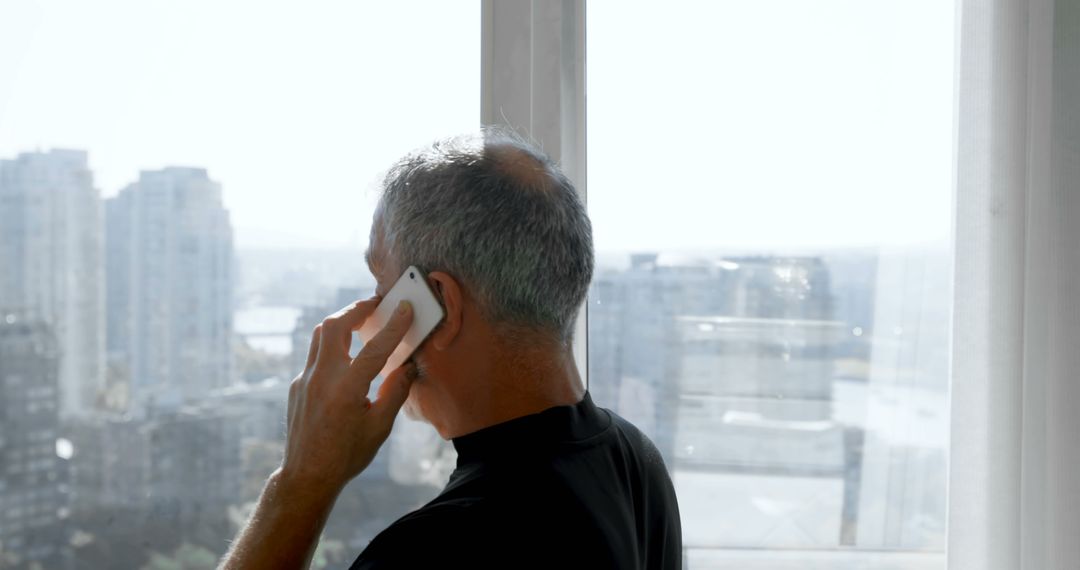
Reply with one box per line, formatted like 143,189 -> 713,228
0,144 -> 951,568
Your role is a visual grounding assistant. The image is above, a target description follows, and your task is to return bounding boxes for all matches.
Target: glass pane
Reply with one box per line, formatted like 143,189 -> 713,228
0,1 -> 476,567
587,1 -> 954,568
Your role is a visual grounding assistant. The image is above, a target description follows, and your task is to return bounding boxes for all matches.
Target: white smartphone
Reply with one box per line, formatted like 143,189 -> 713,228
357,265 -> 446,377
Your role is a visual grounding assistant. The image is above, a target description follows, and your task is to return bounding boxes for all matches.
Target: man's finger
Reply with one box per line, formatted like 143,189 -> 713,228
305,324 -> 322,370
326,295 -> 381,329
319,296 -> 380,358
287,376 -> 302,438
349,301 -> 414,379
370,365 -> 415,428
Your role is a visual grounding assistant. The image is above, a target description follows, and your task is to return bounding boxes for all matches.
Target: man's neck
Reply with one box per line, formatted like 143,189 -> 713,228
447,347 -> 586,439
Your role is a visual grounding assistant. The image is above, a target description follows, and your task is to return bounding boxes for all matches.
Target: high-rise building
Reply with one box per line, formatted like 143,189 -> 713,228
590,254 -> 840,459
106,167 -> 234,414
588,254 -> 847,547
0,314 -> 70,567
0,149 -> 104,417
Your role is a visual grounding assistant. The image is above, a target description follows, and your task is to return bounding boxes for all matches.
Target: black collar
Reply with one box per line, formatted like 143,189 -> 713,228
451,391 -> 610,465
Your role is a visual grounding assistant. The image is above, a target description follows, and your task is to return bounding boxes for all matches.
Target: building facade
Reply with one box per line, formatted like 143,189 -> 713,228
588,254 -> 847,547
106,167 -> 234,414
0,149 -> 104,417
0,315 -> 69,567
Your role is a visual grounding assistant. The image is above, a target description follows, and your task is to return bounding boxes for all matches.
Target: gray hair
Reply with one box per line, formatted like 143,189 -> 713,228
377,129 -> 593,342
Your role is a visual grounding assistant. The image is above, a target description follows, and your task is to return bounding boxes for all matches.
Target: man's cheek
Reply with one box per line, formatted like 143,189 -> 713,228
402,392 -> 424,422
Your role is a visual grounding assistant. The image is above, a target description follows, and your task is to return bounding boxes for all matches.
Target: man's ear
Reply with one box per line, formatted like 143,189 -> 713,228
427,271 -> 462,351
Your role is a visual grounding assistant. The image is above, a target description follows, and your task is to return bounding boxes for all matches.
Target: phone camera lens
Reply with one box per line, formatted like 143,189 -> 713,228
410,272 -> 415,279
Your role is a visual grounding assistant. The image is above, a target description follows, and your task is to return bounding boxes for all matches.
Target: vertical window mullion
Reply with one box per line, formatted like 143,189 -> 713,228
481,0 -> 589,385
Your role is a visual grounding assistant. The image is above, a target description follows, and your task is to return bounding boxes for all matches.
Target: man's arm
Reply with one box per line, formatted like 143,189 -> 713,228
219,297 -> 415,570
219,468 -> 339,570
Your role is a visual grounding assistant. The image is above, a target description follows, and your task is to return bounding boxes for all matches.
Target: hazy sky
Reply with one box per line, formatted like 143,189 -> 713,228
1,0 -> 954,252
0,0 -> 480,249
588,0 -> 955,253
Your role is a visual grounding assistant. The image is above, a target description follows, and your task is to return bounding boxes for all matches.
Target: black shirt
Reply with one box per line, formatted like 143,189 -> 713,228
349,391 -> 683,569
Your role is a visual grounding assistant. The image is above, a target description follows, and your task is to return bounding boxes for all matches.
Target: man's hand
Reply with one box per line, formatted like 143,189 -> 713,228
218,296 -> 415,570
283,296 -> 416,493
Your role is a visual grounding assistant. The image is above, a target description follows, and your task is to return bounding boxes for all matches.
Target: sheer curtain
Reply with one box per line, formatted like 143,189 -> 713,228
949,0 -> 1080,568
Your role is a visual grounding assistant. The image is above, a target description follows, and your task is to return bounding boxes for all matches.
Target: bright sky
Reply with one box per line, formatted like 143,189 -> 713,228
0,0 -> 954,252
0,0 -> 480,248
588,0 -> 956,253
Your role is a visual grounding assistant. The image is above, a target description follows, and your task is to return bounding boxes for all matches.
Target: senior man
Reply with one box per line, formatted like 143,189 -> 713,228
219,130 -> 682,569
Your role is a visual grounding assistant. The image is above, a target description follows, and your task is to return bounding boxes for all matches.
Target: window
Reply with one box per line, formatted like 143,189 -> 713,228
3,1 -> 959,568
0,1 -> 476,567
587,1 -> 954,568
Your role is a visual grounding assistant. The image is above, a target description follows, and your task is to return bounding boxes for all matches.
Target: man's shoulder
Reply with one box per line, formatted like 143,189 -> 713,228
350,489 -> 576,569
380,496 -> 483,535
349,499 -> 485,569
601,407 -> 671,471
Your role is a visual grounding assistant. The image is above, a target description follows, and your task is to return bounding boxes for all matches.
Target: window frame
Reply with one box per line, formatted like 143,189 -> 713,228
480,0 -> 589,383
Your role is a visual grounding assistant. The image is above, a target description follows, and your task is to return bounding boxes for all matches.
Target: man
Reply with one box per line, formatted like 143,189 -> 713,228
219,130 -> 682,569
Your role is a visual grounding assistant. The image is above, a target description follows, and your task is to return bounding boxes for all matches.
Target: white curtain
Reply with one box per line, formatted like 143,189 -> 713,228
949,0 -> 1080,568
